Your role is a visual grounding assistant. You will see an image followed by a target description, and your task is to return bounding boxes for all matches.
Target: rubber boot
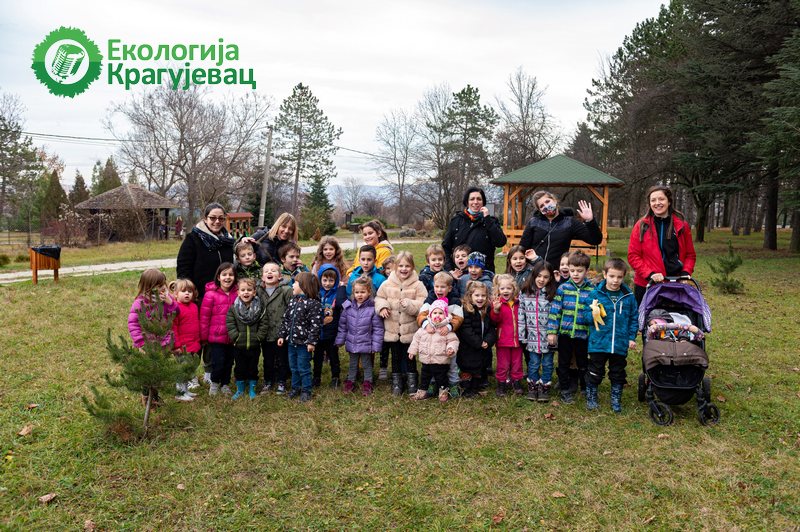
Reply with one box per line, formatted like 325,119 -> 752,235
247,380 -> 257,400
391,374 -> 403,397
585,383 -> 599,410
610,383 -> 623,413
232,380 -> 246,400
406,372 -> 418,395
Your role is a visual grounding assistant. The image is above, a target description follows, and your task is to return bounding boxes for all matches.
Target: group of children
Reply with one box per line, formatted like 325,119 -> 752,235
127,235 -> 640,411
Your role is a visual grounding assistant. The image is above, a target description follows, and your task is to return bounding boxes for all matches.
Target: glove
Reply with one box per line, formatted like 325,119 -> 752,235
590,299 -> 606,331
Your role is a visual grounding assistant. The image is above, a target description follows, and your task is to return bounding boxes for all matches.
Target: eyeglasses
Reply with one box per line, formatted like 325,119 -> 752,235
207,216 -> 226,222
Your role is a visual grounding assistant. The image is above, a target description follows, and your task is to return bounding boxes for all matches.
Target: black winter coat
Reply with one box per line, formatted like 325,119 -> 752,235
442,211 -> 507,273
250,228 -> 290,265
278,295 -> 322,346
176,230 -> 235,302
518,208 -> 602,267
456,309 -> 497,374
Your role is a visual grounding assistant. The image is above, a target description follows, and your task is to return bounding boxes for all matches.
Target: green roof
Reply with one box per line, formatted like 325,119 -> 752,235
491,154 -> 624,186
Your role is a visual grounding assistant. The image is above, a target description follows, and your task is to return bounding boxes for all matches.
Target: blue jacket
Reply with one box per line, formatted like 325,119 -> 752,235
582,280 -> 639,356
346,266 -> 387,297
458,270 -> 494,295
317,264 -> 346,341
546,278 -> 594,340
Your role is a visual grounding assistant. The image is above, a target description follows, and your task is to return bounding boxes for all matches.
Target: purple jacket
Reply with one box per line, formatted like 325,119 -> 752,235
200,281 -> 238,344
128,296 -> 178,348
335,298 -> 384,354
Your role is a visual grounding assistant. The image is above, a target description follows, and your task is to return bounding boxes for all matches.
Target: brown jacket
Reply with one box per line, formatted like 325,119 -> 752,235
375,270 -> 427,343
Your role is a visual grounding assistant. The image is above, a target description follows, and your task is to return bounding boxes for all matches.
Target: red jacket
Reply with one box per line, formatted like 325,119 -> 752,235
200,282 -> 238,344
173,301 -> 201,353
628,214 -> 696,288
490,298 -> 520,348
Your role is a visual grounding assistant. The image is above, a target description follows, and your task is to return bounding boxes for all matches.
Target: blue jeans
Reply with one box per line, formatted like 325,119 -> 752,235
288,343 -> 313,392
528,351 -> 554,383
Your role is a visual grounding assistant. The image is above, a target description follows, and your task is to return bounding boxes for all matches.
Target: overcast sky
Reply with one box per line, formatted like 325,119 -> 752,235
0,0 -> 665,190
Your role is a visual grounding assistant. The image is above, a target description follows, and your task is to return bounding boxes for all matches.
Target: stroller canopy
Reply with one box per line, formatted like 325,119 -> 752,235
638,282 -> 712,333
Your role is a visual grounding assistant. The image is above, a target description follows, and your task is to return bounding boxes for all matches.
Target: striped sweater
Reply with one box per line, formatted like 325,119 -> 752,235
546,278 -> 594,340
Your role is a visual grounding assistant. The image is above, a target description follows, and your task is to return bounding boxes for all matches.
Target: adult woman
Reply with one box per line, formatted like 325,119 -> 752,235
176,203 -> 236,303
628,185 -> 696,304
344,219 -> 394,277
518,191 -> 601,267
442,187 -> 507,273
245,213 -> 299,265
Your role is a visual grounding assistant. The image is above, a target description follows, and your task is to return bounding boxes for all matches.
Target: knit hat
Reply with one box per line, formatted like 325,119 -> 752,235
429,298 -> 450,318
467,251 -> 486,269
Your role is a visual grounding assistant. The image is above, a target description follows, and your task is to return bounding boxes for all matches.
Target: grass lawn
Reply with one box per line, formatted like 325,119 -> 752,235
0,230 -> 798,528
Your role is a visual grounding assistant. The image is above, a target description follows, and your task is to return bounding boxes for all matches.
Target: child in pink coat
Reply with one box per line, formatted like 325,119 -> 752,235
200,262 -> 238,396
490,274 -> 524,397
408,299 -> 460,402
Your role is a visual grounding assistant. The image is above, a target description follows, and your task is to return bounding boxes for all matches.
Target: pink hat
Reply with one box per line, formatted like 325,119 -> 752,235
430,298 -> 449,318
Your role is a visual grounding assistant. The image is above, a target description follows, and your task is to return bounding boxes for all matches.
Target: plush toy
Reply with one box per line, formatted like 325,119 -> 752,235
590,299 -> 606,331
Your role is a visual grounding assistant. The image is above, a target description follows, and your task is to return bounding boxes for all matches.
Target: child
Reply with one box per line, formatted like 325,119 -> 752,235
277,272 -> 322,402
380,255 -> 396,277
506,245 -> 536,288
408,299 -> 460,402
258,262 -> 293,395
200,263 -> 238,396
234,240 -> 262,280
417,272 -> 464,398
518,261 -> 557,402
583,258 -> 639,412
279,242 -> 310,285
226,277 -> 269,400
646,309 -> 704,342
555,252 -> 572,285
458,251 -> 494,294
316,265 -> 346,388
546,251 -> 594,404
420,244 -> 461,304
311,236 -> 348,281
170,278 -> 201,397
335,276 -> 385,395
376,254 -> 396,380
128,268 -> 180,404
490,274 -> 524,396
346,245 -> 387,297
457,281 -> 496,398
375,250 -> 427,396
450,244 -> 471,281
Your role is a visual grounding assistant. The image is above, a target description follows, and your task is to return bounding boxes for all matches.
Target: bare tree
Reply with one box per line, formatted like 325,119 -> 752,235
335,176 -> 365,214
106,85 -> 271,223
375,109 -> 419,224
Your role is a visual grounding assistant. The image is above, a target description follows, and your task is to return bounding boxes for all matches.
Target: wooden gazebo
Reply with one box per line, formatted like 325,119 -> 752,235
491,155 -> 624,256
75,184 -> 181,241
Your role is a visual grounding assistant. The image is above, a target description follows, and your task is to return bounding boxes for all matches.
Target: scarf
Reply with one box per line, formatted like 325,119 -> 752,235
463,209 -> 483,222
192,221 -> 235,252
234,295 -> 263,325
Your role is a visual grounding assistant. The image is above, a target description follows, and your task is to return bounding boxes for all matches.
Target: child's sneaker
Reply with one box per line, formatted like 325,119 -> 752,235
343,380 -> 355,393
288,388 -> 301,399
276,382 -> 286,395
203,372 -> 212,384
299,390 -> 312,403
448,383 -> 461,399
221,385 -> 233,396
362,381 -> 373,396
411,389 -> 429,401
260,382 -> 273,395
438,387 -> 449,403
560,390 -> 575,404
496,381 -> 507,397
175,392 -> 194,402
209,383 -> 220,396
330,377 -> 340,389
378,367 -> 388,381
187,377 -> 200,390
538,382 -> 551,403
512,380 -> 524,395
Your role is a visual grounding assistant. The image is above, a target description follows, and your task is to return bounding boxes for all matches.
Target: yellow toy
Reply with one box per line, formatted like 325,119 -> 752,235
590,299 -> 606,331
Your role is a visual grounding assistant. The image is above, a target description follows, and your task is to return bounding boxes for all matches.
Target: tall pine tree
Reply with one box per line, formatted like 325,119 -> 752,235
91,157 -> 122,196
40,170 -> 67,225
68,170 -> 90,206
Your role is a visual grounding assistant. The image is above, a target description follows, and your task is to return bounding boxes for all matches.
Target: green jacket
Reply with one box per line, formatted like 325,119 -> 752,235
226,302 -> 269,350
257,284 -> 293,342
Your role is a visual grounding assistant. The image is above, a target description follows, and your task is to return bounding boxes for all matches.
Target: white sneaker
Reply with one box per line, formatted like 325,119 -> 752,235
184,389 -> 198,398
203,372 -> 212,384
187,377 -> 200,390
221,385 -> 233,396
209,383 -> 220,396
175,392 -> 194,402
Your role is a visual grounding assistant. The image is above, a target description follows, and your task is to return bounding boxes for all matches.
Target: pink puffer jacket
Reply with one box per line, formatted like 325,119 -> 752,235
200,281 -> 238,344
407,326 -> 459,365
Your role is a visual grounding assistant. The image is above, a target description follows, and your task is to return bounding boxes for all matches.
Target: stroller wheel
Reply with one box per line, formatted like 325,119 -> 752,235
698,403 -> 720,426
648,401 -> 673,426
702,376 -> 712,401
637,373 -> 646,402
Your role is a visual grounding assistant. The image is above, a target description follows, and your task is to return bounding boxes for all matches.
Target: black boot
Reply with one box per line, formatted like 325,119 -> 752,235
406,372 -> 418,395
496,381 -> 507,397
329,376 -> 340,389
391,373 -> 403,397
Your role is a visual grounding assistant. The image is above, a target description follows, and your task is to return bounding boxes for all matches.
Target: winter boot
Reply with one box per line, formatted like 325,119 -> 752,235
330,376 -> 340,389
391,374 -> 403,397
538,382 -> 551,403
232,381 -> 246,400
362,381 -> 373,396
610,383 -> 623,413
343,380 -> 355,393
527,380 -> 539,401
378,367 -> 388,381
449,382 -> 461,399
406,373 -> 418,395
496,381 -> 507,397
247,380 -> 257,400
299,390 -> 312,403
512,380 -> 524,395
585,383 -> 599,410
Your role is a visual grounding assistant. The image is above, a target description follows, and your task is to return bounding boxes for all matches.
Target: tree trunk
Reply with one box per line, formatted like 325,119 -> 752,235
762,170 -> 778,250
143,387 -> 153,434
694,201 -> 709,243
291,129 -> 303,217
790,208 -> 800,253
730,192 -> 741,236
722,192 -> 732,227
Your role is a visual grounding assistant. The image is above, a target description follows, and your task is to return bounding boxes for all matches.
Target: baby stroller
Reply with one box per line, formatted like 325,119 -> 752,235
637,277 -> 720,426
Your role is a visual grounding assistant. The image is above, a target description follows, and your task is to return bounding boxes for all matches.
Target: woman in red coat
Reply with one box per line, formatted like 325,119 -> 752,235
628,186 -> 696,304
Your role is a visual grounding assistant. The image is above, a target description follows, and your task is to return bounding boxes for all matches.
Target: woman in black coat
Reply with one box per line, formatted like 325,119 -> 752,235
243,212 -> 298,265
519,191 -> 602,266
442,187 -> 507,274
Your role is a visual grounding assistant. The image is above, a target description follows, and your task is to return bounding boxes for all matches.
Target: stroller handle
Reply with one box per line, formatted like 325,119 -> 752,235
646,275 -> 700,290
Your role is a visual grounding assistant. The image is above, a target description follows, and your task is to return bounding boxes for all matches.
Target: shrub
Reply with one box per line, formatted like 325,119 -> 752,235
710,241 -> 744,294
14,253 -> 28,263
398,228 -> 417,238
0,254 -> 10,266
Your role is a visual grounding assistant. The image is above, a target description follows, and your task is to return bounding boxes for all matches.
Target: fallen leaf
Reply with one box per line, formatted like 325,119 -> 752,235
551,401 -> 561,406
551,491 -> 566,498
492,509 -> 505,524
176,483 -> 185,490
17,424 -> 33,437
724,383 -> 734,390
657,433 -> 670,439
544,413 -> 555,420
737,482 -> 747,490
84,519 -> 96,531
602,450 -> 613,456
716,395 -> 727,403
796,392 -> 800,400
25,403 -> 40,410
38,492 -> 57,504
792,367 -> 800,372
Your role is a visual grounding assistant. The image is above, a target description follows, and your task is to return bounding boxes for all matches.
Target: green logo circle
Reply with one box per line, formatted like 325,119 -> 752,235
31,27 -> 102,98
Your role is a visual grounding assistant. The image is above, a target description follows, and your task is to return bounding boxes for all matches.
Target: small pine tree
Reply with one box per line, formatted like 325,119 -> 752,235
710,240 -> 744,294
85,298 -> 194,435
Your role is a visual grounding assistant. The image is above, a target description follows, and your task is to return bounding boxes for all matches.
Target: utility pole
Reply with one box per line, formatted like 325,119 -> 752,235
258,125 -> 273,228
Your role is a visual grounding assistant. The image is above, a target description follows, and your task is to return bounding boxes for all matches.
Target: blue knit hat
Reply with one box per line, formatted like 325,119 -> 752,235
467,251 -> 486,269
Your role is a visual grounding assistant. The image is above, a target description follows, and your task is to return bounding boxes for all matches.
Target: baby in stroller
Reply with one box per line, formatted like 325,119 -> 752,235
645,308 -> 705,343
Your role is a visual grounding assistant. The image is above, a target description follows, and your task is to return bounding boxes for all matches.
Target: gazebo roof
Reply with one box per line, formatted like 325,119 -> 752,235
491,154 -> 624,187
75,184 -> 181,210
